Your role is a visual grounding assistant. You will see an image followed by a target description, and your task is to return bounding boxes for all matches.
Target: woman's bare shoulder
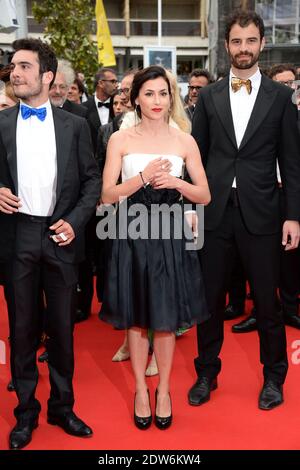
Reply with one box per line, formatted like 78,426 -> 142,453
111,127 -> 131,139
168,127 -> 195,146
181,131 -> 198,149
168,125 -> 190,139
108,128 -> 132,146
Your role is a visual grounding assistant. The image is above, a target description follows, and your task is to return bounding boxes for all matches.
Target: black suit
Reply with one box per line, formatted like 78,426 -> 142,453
192,74 -> 300,384
0,104 -> 100,417
62,99 -> 88,118
83,96 -> 113,153
61,98 -> 96,318
185,105 -> 195,122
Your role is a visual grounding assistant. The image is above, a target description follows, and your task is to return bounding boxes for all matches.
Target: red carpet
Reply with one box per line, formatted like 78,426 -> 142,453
1,286 -> 300,450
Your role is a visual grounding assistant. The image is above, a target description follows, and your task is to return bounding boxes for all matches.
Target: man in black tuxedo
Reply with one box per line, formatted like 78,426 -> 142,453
49,59 -> 94,326
188,10 -> 300,410
49,59 -> 87,119
0,38 -> 99,449
83,67 -> 118,153
232,63 -> 300,333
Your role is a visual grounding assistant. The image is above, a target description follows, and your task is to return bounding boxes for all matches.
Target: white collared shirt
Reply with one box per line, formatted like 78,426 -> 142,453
229,68 -> 261,187
16,99 -> 57,216
94,94 -> 110,125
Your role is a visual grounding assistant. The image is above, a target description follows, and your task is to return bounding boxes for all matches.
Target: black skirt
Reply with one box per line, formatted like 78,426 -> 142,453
100,186 -> 209,332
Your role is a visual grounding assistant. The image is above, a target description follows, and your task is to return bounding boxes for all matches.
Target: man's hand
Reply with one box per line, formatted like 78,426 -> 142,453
49,219 -> 75,246
0,187 -> 21,214
282,220 -> 300,251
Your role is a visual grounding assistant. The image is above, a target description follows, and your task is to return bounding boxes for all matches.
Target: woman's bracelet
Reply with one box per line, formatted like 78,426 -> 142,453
139,171 -> 149,188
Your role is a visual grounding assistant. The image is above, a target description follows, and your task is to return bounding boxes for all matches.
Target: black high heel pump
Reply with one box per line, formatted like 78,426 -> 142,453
134,389 -> 152,430
154,389 -> 172,430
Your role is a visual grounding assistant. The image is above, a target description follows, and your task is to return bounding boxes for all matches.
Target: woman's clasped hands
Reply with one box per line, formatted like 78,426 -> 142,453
141,157 -> 178,189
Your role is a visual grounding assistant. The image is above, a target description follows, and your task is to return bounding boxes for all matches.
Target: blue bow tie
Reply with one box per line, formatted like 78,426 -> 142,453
21,104 -> 47,121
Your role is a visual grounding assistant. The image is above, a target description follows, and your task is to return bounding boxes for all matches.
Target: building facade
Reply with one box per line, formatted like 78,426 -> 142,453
256,0 -> 300,67
0,0 -> 210,80
103,0 -> 209,78
1,0 -> 299,76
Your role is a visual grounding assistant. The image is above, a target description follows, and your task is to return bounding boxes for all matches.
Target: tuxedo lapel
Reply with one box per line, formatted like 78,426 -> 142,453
211,77 -> 237,149
239,75 -> 278,151
88,99 -> 101,127
52,106 -> 73,201
1,104 -> 19,193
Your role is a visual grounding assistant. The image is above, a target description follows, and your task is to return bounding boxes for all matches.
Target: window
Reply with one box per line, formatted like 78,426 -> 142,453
275,0 -> 297,18
275,24 -> 298,43
256,0 -> 300,45
103,0 -> 124,18
162,0 -> 200,20
130,0 -> 157,19
256,0 -> 274,20
264,26 -> 274,44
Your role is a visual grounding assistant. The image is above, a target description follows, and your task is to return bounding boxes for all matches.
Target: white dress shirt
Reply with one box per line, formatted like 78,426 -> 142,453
229,68 -> 261,187
94,94 -> 110,125
16,99 -> 57,216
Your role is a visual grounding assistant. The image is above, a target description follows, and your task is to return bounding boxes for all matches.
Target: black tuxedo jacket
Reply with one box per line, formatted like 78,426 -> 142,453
192,74 -> 300,235
0,104 -> 100,263
62,99 -> 88,118
83,96 -> 113,152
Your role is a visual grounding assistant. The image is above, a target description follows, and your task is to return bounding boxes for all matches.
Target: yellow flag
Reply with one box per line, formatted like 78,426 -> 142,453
95,0 -> 116,67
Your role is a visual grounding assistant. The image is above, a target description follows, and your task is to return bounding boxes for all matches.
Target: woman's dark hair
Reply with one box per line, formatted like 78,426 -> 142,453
12,38 -> 57,88
0,64 -> 12,83
109,90 -> 121,118
225,10 -> 265,42
73,77 -> 85,95
268,63 -> 296,80
130,66 -> 171,118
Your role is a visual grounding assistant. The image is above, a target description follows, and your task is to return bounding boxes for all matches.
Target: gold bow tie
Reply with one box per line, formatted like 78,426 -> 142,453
231,77 -> 252,94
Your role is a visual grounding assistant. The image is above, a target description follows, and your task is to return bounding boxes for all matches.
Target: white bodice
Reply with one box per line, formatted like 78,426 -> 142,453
122,153 -> 184,182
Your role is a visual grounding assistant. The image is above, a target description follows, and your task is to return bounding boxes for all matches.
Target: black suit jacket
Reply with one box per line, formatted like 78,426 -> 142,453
185,105 -> 195,122
0,104 -> 100,263
83,96 -> 113,153
192,74 -> 300,235
62,99 -> 88,118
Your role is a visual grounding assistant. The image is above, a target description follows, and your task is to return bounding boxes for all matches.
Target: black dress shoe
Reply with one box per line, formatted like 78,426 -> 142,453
7,379 -> 15,392
258,380 -> 283,410
47,411 -> 93,437
134,390 -> 152,430
75,309 -> 91,323
188,376 -> 218,406
284,314 -> 300,329
38,350 -> 48,363
224,304 -> 244,320
9,415 -> 39,450
154,389 -> 172,430
232,315 -> 257,333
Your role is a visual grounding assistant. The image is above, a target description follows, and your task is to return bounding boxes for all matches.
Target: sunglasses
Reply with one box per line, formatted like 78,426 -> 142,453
101,79 -> 118,84
188,86 -> 203,91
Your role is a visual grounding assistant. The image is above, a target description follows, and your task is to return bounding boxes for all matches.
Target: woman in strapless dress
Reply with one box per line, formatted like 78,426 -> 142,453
100,65 -> 211,430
